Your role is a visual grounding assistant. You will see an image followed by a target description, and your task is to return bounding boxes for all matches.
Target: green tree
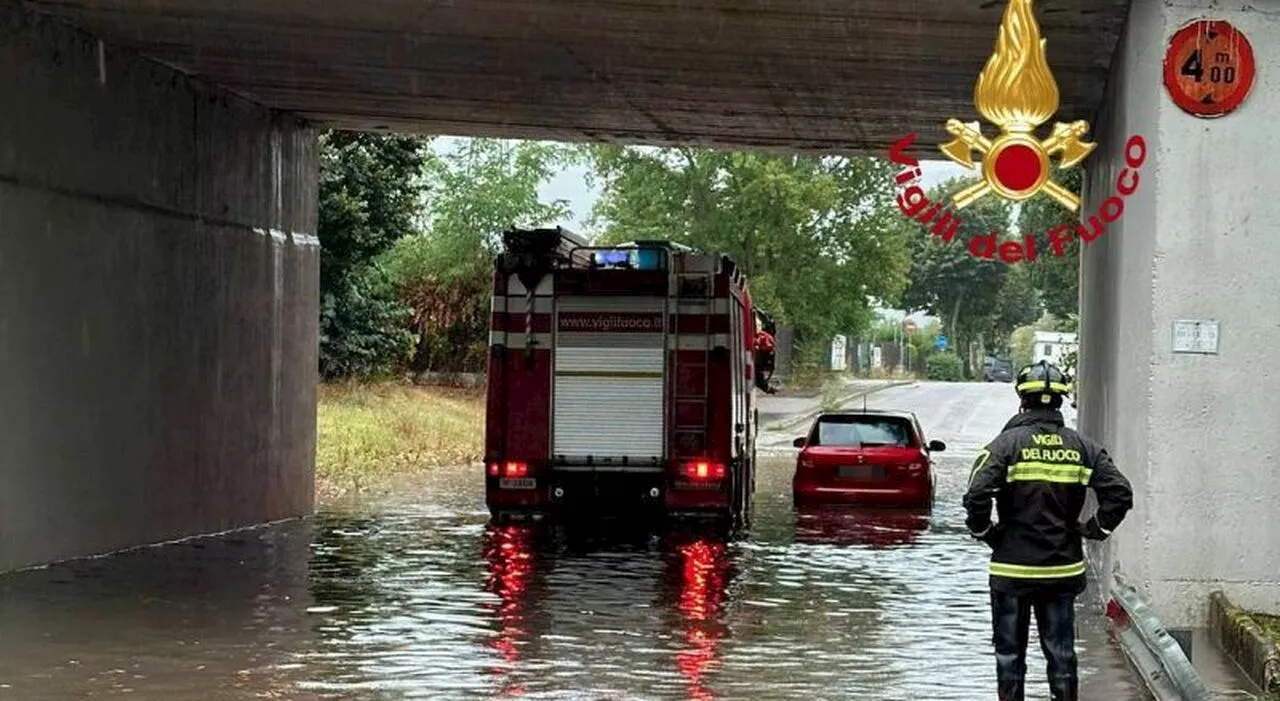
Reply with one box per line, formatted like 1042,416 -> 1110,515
901,176 -> 1041,376
317,131 -> 431,379
982,265 -> 1043,355
1019,166 -> 1083,318
582,146 -> 912,357
380,139 -> 573,372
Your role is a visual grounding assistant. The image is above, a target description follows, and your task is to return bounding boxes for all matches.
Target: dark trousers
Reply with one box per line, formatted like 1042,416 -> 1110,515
990,588 -> 1079,701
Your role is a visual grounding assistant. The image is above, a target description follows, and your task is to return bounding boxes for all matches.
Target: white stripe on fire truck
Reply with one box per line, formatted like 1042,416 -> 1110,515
490,331 -> 553,347
672,299 -> 730,314
495,297 -> 728,315
487,332 -> 729,349
499,297 -> 554,313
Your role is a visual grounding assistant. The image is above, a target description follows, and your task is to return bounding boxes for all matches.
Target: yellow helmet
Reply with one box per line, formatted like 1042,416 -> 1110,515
1016,360 -> 1072,402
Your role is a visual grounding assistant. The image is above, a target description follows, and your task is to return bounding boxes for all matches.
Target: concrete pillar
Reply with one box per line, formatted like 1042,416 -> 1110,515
1080,0 -> 1280,627
0,4 -> 319,571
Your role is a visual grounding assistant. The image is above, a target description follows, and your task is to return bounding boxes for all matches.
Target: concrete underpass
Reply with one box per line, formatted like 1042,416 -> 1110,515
1,0 -> 1276,655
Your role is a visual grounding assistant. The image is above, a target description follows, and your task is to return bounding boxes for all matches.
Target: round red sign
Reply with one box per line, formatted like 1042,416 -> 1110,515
1163,19 -> 1256,118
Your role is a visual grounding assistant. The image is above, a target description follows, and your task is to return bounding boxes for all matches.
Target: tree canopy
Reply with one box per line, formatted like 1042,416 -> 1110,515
317,131 -> 431,379
901,176 -> 1042,373
582,146 -> 913,350
378,139 -> 574,372
1018,166 -> 1083,320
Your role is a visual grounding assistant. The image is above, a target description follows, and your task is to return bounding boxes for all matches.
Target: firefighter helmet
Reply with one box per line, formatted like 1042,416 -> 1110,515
1015,360 -> 1072,403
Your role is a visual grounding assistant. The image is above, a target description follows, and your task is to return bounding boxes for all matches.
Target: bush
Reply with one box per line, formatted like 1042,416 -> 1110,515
925,352 -> 964,382
319,270 -> 415,380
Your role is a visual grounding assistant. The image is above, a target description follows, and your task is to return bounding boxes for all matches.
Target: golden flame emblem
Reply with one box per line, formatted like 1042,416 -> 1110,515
939,0 -> 1095,211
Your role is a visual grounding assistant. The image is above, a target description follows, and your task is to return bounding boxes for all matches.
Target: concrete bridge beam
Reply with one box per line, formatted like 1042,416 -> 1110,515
0,4 -> 319,571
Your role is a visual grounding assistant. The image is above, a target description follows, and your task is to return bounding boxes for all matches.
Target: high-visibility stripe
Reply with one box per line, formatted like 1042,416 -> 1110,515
1016,381 -> 1072,394
1007,461 -> 1092,485
968,449 -> 991,486
989,560 -> 1086,579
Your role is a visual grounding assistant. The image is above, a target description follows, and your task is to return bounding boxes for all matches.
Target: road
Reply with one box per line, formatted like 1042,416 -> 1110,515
0,382 -> 1148,700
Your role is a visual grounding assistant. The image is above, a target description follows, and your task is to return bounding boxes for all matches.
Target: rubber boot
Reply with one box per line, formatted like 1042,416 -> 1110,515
1048,675 -> 1078,701
996,679 -> 1025,701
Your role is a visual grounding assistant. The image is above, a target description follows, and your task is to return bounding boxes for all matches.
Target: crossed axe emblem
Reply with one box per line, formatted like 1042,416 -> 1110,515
940,118 -> 1095,211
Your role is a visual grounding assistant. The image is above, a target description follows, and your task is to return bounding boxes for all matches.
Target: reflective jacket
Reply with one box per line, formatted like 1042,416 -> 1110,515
963,408 -> 1134,594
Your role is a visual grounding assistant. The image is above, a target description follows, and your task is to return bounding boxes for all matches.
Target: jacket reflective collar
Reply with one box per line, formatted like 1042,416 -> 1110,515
1002,408 -> 1065,432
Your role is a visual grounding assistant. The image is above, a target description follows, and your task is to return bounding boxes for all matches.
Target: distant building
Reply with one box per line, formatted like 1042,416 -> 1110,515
1032,331 -> 1078,369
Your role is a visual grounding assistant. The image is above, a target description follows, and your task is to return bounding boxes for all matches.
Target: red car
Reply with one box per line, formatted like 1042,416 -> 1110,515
792,410 -> 945,509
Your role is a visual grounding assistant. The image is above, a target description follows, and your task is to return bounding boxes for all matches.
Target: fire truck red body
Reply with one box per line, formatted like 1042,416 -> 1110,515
484,227 -> 759,525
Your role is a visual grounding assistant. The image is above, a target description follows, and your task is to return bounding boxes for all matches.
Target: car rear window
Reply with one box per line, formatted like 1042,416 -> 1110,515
813,416 -> 915,447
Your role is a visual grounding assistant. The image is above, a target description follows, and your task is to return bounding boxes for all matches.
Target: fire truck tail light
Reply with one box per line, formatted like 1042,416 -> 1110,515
683,460 -> 726,480
500,461 -> 528,478
486,462 -> 500,477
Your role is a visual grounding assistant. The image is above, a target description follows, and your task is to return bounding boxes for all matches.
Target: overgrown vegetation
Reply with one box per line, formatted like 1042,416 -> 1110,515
1257,612 -> 1280,645
317,132 -> 426,379
380,139 -> 572,373
316,383 -> 484,498
925,352 -> 965,382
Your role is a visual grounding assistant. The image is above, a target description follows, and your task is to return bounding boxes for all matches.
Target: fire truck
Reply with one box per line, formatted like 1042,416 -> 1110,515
484,227 -> 760,526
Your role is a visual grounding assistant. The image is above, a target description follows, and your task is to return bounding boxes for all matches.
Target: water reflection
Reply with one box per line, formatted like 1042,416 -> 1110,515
471,521 -> 741,700
482,523 -> 535,696
792,505 -> 931,549
0,455 -> 1146,700
669,533 -> 734,701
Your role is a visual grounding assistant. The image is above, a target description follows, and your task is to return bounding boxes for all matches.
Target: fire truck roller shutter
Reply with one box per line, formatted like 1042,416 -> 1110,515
553,297 -> 667,461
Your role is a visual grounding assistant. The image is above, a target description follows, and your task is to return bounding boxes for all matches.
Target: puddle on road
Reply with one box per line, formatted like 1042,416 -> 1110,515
0,456 -> 1145,700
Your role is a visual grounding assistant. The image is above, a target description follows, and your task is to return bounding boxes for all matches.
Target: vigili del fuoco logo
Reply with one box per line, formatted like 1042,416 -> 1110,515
887,0 -> 1146,263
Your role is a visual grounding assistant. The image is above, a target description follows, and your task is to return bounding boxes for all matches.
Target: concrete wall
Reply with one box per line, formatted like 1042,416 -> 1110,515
1081,0 -> 1280,627
0,4 -> 320,571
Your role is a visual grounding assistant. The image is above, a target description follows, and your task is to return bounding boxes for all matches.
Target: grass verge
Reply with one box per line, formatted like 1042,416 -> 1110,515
316,381 -> 484,501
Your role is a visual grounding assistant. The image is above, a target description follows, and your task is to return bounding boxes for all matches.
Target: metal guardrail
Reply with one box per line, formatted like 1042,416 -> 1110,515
1105,574 -> 1213,700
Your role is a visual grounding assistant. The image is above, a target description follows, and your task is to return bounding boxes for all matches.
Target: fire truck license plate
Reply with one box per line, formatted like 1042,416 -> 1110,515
499,478 -> 536,490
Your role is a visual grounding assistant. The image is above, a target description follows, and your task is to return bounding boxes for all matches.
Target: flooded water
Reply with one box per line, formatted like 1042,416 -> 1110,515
0,384 -> 1147,700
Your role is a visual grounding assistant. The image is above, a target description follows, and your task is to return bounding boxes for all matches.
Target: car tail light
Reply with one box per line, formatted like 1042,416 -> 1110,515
683,460 -> 726,480
490,461 -> 527,478
904,462 -> 925,473
799,458 -> 815,470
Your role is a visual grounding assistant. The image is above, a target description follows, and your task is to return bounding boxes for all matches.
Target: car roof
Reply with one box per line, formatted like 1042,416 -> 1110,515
814,409 -> 918,421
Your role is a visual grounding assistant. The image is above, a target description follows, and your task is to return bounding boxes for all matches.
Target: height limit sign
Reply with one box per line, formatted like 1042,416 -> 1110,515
1163,19 -> 1256,118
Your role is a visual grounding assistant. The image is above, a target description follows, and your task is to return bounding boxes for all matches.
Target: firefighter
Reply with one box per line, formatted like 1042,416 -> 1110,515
754,328 -> 777,393
962,360 -> 1133,701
